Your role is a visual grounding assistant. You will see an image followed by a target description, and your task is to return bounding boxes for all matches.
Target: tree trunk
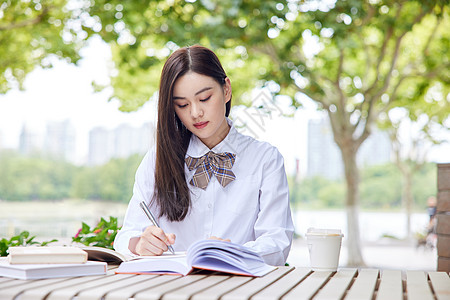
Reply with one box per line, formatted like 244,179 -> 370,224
341,143 -> 365,266
401,166 -> 413,240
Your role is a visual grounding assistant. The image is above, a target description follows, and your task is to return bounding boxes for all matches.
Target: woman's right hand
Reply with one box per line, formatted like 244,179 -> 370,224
129,226 -> 176,256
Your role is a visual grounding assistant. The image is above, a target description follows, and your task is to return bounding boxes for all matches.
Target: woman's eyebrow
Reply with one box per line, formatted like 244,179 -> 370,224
173,87 -> 213,100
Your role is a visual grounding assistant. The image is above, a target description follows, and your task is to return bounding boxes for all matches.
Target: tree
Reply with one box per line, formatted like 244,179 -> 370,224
78,0 -> 287,110
0,150 -> 76,200
376,3 -> 450,240
0,0 -> 87,93
80,0 -> 448,266
270,1 -> 449,265
382,102 -> 449,240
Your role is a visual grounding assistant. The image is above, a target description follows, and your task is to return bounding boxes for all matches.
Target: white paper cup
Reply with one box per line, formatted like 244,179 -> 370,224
306,228 -> 343,271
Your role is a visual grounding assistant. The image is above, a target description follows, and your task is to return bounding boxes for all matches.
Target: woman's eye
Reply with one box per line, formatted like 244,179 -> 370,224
200,96 -> 211,102
177,104 -> 188,108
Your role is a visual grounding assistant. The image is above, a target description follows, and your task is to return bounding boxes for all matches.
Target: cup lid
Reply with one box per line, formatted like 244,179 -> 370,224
306,227 -> 343,236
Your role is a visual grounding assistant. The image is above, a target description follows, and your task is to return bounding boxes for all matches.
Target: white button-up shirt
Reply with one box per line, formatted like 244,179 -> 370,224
114,119 -> 294,265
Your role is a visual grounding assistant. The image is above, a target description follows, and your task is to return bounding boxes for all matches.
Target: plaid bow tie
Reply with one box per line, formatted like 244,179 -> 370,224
185,151 -> 236,190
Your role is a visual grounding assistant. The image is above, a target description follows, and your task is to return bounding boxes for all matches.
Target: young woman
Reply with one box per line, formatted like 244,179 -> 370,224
114,45 -> 294,265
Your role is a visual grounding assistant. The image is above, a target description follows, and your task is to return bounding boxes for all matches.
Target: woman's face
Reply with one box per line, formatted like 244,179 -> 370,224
173,71 -> 231,149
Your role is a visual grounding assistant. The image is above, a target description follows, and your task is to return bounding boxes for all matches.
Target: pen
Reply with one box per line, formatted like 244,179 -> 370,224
139,201 -> 176,255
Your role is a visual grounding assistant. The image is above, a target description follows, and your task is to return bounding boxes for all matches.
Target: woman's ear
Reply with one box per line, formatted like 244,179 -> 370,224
224,77 -> 232,103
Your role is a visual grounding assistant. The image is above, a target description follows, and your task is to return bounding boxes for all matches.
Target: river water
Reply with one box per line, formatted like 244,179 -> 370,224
1,200 -> 429,243
294,210 -> 429,241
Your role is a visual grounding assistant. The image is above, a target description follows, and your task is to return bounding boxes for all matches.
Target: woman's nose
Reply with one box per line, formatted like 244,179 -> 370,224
191,103 -> 204,118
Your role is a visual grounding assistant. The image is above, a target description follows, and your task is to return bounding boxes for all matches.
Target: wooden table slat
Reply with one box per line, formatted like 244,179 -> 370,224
0,278 -> 31,289
0,277 -> 16,285
105,275 -> 178,300
77,274 -> 157,300
191,275 -> 253,300
20,275 -> 108,300
221,267 -> 293,300
0,267 -> 447,300
282,271 -> 333,300
406,271 -> 434,300
251,268 -> 310,300
0,277 -> 69,300
376,270 -> 403,300
428,272 -> 450,300
314,269 -> 357,300
162,275 -> 230,300
46,274 -> 134,300
134,275 -> 206,300
341,269 -> 379,300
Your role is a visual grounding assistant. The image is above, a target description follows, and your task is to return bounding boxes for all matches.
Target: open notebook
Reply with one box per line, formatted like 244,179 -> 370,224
115,239 -> 275,277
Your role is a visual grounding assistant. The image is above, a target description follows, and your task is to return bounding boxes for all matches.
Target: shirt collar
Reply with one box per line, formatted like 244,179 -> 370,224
186,118 -> 240,158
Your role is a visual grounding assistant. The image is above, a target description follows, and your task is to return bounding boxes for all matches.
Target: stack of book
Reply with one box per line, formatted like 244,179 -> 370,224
0,246 -> 107,280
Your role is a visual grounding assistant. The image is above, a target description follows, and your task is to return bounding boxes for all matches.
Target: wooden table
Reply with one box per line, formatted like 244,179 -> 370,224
1,266 -> 449,300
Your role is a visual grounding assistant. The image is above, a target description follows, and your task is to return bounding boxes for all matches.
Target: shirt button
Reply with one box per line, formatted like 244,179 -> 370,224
208,203 -> 212,209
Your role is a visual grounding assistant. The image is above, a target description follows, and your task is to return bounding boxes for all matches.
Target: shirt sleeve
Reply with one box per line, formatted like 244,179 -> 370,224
242,146 -> 294,266
114,150 -> 155,256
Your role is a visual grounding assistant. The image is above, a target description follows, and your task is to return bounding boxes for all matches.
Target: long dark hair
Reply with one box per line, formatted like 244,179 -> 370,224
153,45 -> 231,222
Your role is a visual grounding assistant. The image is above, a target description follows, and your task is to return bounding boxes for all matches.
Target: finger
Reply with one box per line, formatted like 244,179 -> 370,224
143,226 -> 170,247
137,235 -> 168,255
144,242 -> 166,256
166,233 -> 176,245
145,226 -> 171,245
135,238 -> 155,256
136,240 -> 165,256
141,232 -> 169,252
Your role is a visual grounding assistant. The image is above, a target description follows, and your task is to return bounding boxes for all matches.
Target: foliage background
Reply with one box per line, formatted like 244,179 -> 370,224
289,162 -> 436,210
0,149 -> 436,212
0,150 -> 141,202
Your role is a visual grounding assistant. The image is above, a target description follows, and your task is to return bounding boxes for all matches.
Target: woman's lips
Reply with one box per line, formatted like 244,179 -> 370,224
194,121 -> 208,129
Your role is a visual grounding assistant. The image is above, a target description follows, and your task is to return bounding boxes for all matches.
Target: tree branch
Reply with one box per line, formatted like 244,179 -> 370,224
423,16 -> 441,56
253,43 -> 284,68
0,7 -> 50,31
419,62 -> 450,80
336,48 -> 344,83
355,100 -> 376,147
390,128 -> 407,173
373,25 -> 394,84
370,7 -> 430,106
294,86 -> 326,107
363,3 -> 402,96
361,4 -> 376,26
356,30 -> 372,87
380,75 -> 408,112
332,48 -> 349,129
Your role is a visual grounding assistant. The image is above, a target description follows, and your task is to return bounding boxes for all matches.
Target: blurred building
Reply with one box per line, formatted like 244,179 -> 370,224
307,117 -> 391,179
45,120 -> 76,163
358,129 -> 392,167
88,122 -> 154,166
19,124 -> 40,155
114,123 -> 154,159
307,118 -> 343,179
88,127 -> 115,166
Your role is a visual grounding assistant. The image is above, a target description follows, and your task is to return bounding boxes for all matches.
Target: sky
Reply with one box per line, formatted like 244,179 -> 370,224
0,37 -> 158,164
0,36 -> 448,173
